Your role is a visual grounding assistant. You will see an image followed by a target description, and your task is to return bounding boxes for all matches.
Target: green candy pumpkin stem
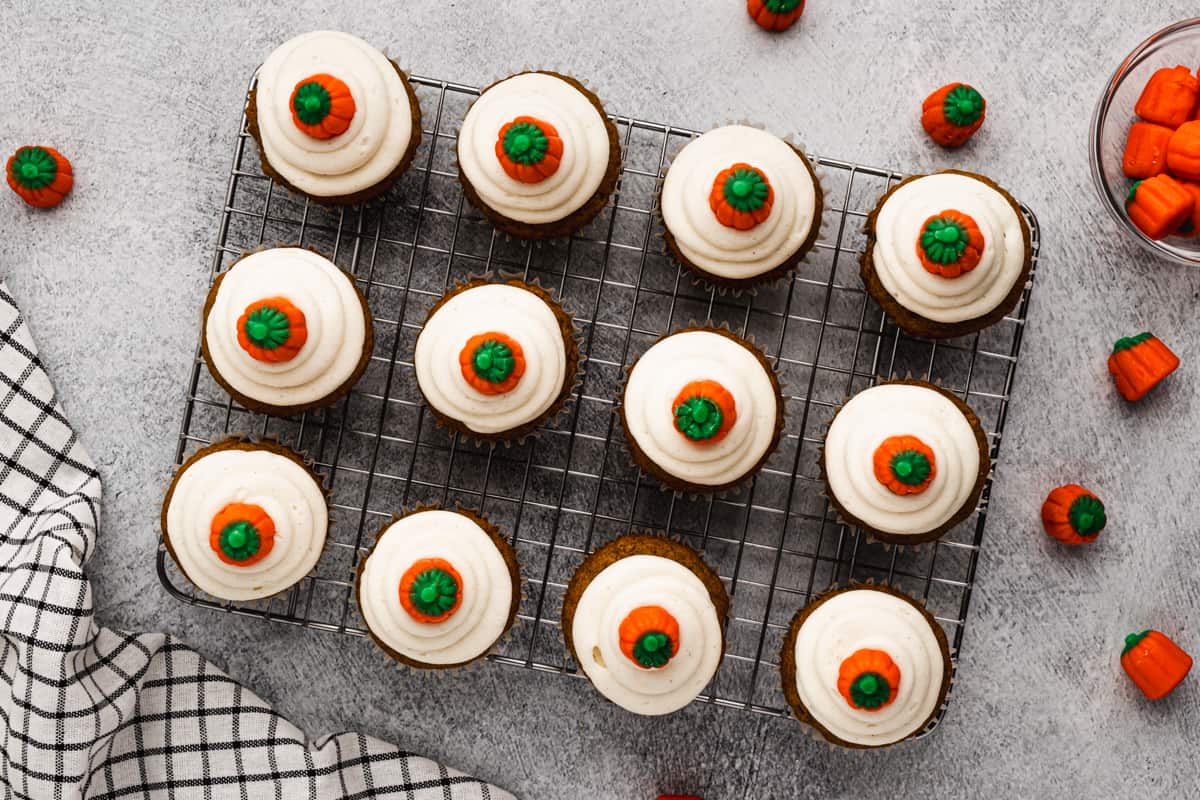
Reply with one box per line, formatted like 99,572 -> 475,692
765,0 -> 803,11
1112,332 -> 1152,353
503,121 -> 550,165
293,82 -> 332,125
9,147 -> 58,190
1122,630 -> 1151,654
472,339 -> 516,383
632,630 -> 674,669
722,167 -> 770,212
244,306 -> 291,349
920,217 -> 970,264
1067,494 -> 1106,537
219,521 -> 261,562
943,85 -> 984,127
889,450 -> 931,486
674,396 -> 723,441
409,568 -> 459,617
849,671 -> 892,709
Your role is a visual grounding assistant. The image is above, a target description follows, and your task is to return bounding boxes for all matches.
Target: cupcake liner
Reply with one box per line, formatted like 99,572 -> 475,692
778,580 -> 955,750
161,435 -> 333,608
415,270 -> 587,448
614,321 -> 787,500
354,503 -> 525,673
815,379 -> 991,548
652,120 -> 832,297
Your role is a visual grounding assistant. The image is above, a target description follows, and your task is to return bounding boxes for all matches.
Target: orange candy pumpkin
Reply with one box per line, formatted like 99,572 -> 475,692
1041,484 -> 1106,545
915,210 -> 983,278
746,0 -> 805,31
495,116 -> 563,184
619,605 -> 680,669
1166,120 -> 1200,181
459,332 -> 526,395
398,557 -> 463,624
236,297 -> 308,363
209,503 -> 276,566
921,83 -> 986,148
6,146 -> 73,208
289,74 -> 356,139
1121,630 -> 1192,701
872,435 -> 936,495
1107,332 -> 1180,402
1122,122 -> 1174,179
837,649 -> 901,711
709,163 -> 774,230
1125,174 -> 1194,240
672,380 -> 737,443
1134,65 -> 1199,129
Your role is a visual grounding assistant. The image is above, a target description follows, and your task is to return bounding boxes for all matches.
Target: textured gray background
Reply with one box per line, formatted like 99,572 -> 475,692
3,1 -> 1200,798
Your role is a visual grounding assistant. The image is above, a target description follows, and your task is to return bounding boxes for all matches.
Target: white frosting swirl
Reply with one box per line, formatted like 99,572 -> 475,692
824,384 -> 981,537
255,31 -> 415,198
414,283 -> 568,435
457,72 -> 611,224
165,447 -> 327,601
871,173 -> 1026,323
358,510 -> 514,665
792,588 -> 948,747
661,125 -> 819,280
623,330 -> 778,487
204,248 -> 368,409
571,554 -> 723,715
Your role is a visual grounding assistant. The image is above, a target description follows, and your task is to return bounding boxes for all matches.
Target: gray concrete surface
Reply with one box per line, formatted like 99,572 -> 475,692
4,1 -> 1200,797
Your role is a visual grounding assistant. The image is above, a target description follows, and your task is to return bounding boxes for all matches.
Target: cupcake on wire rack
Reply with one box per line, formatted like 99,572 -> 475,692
456,71 -> 621,238
247,30 -> 422,205
620,325 -> 784,493
660,124 -> 823,290
820,380 -> 989,545
413,277 -> 580,442
160,439 -> 328,602
562,533 -> 729,715
780,583 -> 953,749
356,507 -> 521,670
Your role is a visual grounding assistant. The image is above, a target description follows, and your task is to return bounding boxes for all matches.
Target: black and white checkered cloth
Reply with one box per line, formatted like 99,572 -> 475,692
0,283 -> 513,799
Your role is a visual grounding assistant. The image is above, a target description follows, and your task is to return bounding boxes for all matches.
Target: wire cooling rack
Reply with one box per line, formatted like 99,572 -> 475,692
160,74 -> 1040,726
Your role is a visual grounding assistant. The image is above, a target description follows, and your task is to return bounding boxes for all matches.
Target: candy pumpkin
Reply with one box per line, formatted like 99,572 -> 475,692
459,332 -> 526,395
1040,484 -> 1105,545
672,380 -> 737,443
495,117 -> 563,184
921,83 -> 986,148
1125,174 -> 1194,240
1121,629 -> 1192,701
290,74 -> 356,139
1166,120 -> 1200,181
399,558 -> 463,623
746,0 -> 805,31
1107,332 -> 1179,402
709,164 -> 773,230
837,648 -> 901,711
1134,65 -> 1199,128
209,502 -> 276,566
873,435 -> 936,495
1122,122 -> 1173,179
237,297 -> 308,363
6,146 -> 74,208
619,606 -> 679,669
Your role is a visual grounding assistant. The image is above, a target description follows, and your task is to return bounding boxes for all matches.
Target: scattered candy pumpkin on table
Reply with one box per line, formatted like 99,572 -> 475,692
1121,629 -> 1193,701
1125,174 -> 1194,240
1107,332 -> 1180,402
746,0 -> 805,31
1134,65 -> 1199,129
921,83 -> 986,148
1122,121 -> 1174,179
1166,120 -> 1200,181
6,145 -> 74,208
1041,484 -> 1105,545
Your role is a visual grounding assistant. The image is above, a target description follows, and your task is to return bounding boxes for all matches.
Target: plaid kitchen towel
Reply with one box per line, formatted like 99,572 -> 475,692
0,283 -> 513,800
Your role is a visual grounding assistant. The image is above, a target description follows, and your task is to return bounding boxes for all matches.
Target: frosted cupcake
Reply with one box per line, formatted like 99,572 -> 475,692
780,584 -> 953,749
414,278 -> 579,441
356,507 -> 520,669
247,31 -> 422,205
660,125 -> 823,289
821,381 -> 989,545
456,71 -> 621,238
201,247 -> 373,416
861,169 -> 1031,338
562,534 -> 729,715
161,440 -> 328,601
621,326 -> 783,493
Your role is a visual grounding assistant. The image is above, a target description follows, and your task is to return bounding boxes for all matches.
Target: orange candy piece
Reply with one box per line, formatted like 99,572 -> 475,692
672,380 -> 737,443
495,116 -> 563,184
458,332 -> 526,395
1122,122 -> 1174,179
1126,174 -> 1194,240
1134,65 -> 1199,129
1121,630 -> 1193,701
209,503 -> 276,566
872,435 -> 937,495
618,605 -> 680,669
236,297 -> 308,363
289,74 -> 356,139
6,146 -> 74,208
746,0 -> 805,31
1108,333 -> 1180,402
398,557 -> 464,624
1166,120 -> 1200,181
837,648 -> 901,712
921,83 -> 986,148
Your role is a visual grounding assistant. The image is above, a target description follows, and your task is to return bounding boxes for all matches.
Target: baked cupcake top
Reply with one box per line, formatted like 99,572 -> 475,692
788,587 -> 949,747
456,72 -> 612,225
661,125 -> 820,281
254,31 -> 416,198
823,383 -> 983,538
569,550 -> 725,715
623,328 -> 780,489
357,509 -> 515,666
203,248 -> 369,411
414,281 -> 570,436
162,443 -> 327,601
869,172 -> 1026,324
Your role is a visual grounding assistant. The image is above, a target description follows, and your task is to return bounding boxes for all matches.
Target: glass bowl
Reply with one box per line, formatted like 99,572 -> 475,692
1090,17 -> 1200,265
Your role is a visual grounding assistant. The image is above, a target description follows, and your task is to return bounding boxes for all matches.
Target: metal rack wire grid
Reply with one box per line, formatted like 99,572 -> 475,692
159,74 -> 1040,726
